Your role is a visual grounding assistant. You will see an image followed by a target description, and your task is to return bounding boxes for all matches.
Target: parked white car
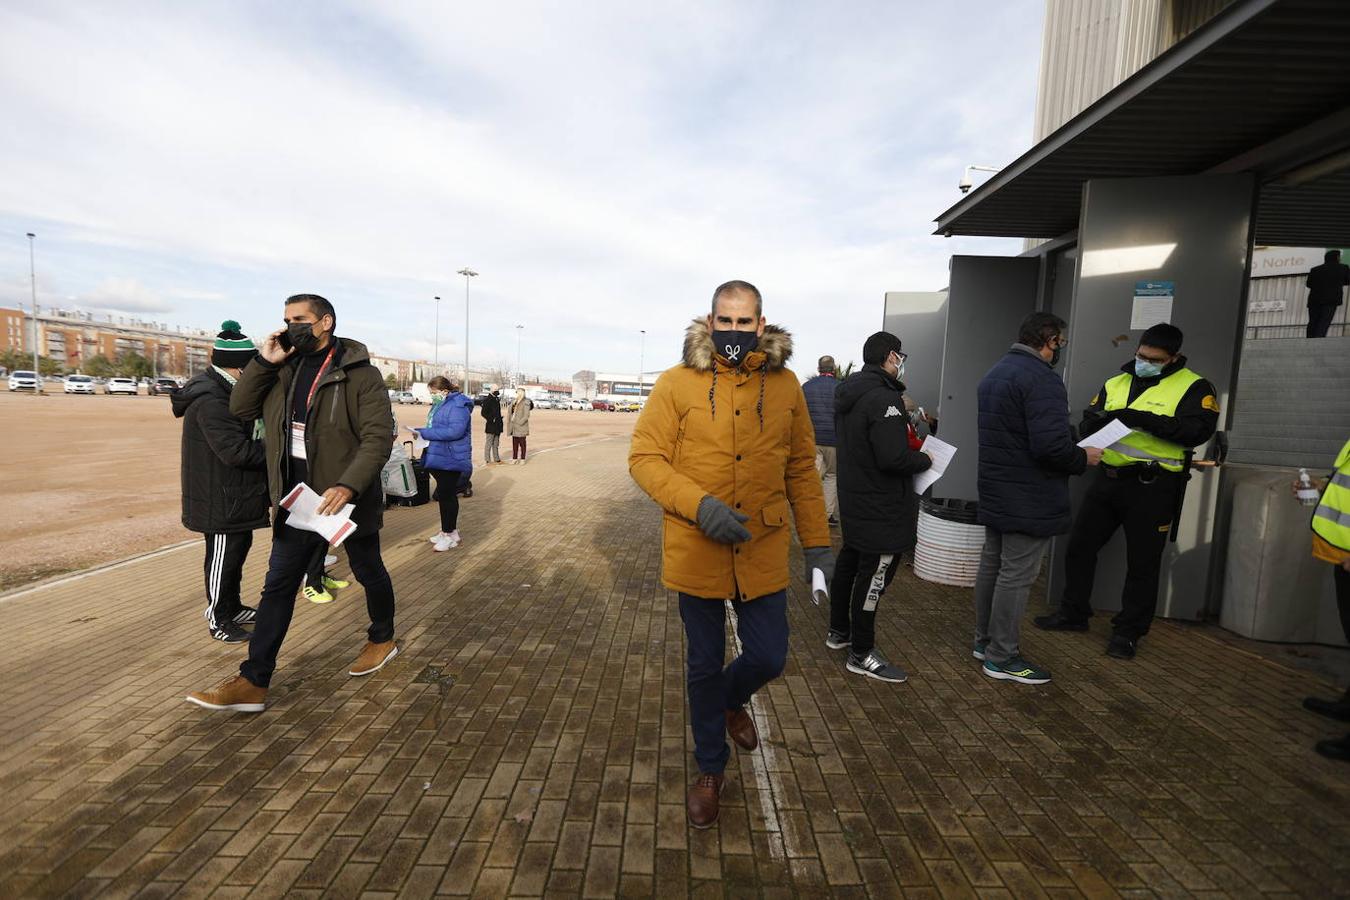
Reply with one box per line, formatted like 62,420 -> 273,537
105,377 -> 138,395
63,374 -> 96,394
567,398 -> 589,410
7,370 -> 38,391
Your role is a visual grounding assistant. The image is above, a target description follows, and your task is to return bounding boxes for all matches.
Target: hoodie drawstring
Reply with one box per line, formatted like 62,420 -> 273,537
709,362 -> 765,430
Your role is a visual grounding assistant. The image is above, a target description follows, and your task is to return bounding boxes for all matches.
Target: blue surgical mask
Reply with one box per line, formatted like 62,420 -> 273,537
1134,357 -> 1165,379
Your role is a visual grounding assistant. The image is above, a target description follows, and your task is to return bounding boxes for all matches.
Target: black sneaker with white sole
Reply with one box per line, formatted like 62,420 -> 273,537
233,606 -> 257,625
846,649 -> 908,683
210,623 -> 251,643
825,629 -> 850,650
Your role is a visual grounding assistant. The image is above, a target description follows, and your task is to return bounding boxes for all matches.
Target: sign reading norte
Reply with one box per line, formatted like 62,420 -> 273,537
1250,246 -> 1347,277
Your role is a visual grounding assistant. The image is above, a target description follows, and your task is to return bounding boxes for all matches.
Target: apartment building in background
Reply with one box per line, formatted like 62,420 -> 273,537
0,306 -> 214,375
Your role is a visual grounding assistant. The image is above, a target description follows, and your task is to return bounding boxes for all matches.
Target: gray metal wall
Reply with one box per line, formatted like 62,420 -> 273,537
1047,173 -> 1256,620
937,257 -> 1042,501
882,291 -> 948,416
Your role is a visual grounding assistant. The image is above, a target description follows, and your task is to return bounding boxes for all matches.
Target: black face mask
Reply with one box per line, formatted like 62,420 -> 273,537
1049,345 -> 1062,368
287,321 -> 323,354
712,329 -> 758,366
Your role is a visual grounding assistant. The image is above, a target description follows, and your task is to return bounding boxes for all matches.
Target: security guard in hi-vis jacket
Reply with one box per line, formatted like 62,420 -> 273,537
1034,323 -> 1219,659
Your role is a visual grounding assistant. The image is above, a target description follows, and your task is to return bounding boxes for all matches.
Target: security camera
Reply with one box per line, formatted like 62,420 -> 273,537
958,177 -> 973,194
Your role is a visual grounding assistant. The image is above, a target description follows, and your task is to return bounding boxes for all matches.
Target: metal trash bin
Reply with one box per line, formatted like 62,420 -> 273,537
914,498 -> 985,587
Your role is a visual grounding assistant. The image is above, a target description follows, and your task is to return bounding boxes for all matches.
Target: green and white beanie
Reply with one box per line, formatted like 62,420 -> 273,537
211,320 -> 256,369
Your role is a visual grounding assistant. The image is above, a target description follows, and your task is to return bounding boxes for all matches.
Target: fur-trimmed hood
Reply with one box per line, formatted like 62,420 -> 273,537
682,318 -> 793,372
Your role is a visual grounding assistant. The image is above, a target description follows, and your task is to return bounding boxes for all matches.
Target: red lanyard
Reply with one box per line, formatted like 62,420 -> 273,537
302,345 -> 337,415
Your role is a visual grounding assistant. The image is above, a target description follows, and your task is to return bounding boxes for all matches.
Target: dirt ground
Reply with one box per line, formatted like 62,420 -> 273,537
0,391 -> 635,591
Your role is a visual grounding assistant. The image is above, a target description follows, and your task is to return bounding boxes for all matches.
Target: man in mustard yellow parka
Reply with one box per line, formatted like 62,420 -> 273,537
630,280 -> 832,829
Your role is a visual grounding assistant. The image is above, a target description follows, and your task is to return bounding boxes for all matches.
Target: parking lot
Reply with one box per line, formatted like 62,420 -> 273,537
0,389 -> 636,591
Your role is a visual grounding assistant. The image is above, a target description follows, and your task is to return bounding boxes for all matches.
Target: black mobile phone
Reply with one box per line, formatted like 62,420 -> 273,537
277,329 -> 293,351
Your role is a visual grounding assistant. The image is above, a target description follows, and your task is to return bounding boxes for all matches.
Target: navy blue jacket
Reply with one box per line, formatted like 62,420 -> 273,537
976,345 -> 1087,536
417,393 -> 475,473
802,373 -> 838,447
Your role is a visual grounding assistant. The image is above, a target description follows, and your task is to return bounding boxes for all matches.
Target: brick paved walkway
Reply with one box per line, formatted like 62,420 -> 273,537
2,437 -> 1349,898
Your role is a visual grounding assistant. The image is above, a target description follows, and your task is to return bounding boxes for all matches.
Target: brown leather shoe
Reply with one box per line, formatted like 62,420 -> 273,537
687,773 -> 725,829
725,706 -> 758,751
185,675 -> 266,712
350,640 -> 398,676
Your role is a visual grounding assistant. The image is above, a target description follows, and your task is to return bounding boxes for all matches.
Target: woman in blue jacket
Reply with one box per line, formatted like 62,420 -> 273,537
410,376 -> 475,551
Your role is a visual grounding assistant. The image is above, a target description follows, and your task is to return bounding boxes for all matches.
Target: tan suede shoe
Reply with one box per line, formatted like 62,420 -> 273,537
687,773 -> 725,829
725,707 -> 759,752
350,640 -> 398,676
185,675 -> 266,712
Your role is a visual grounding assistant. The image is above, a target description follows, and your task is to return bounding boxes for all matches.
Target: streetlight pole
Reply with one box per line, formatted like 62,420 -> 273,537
433,295 -> 441,368
26,233 -> 41,393
639,329 -> 646,399
515,324 -> 523,386
457,268 -> 478,392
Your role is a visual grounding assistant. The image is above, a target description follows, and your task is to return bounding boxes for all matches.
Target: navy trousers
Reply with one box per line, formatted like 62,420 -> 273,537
678,590 -> 788,775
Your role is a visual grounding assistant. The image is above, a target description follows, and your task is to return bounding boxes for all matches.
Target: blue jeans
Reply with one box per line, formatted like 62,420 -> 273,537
678,591 -> 789,775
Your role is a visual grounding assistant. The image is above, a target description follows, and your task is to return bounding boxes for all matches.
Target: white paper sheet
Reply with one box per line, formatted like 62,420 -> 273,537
811,568 -> 829,606
1076,419 -> 1133,450
404,425 -> 430,453
1130,294 -> 1173,329
912,436 -> 957,495
280,483 -> 358,547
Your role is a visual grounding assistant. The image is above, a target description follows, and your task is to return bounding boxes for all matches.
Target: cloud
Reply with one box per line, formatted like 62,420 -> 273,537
0,1 -> 1041,379
74,277 -> 174,315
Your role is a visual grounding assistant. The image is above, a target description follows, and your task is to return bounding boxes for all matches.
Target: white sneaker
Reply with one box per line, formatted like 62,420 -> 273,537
428,532 -> 444,543
433,535 -> 453,552
445,530 -> 462,547
324,554 -> 337,566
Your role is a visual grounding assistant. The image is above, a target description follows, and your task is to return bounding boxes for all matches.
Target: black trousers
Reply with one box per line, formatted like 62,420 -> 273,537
202,531 -> 253,630
427,469 -> 461,532
305,542 -> 326,589
829,544 -> 899,656
240,517 -> 395,688
1336,565 -> 1350,641
1058,469 -> 1181,639
1308,304 -> 1338,338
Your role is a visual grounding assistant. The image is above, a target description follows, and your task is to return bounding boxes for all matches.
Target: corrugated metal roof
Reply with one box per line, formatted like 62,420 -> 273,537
934,0 -> 1350,245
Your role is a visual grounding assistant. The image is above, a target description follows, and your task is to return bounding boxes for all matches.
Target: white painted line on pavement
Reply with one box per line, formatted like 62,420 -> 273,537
0,538 -> 202,603
528,435 -> 618,457
726,601 -> 791,862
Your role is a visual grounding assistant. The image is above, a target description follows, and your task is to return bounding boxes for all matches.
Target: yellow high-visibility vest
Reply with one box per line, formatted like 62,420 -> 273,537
1313,438 -> 1350,552
1100,368 -> 1204,472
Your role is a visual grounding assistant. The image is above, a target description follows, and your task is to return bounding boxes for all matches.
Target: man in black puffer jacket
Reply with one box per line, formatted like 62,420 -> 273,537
173,321 -> 269,643
829,331 -> 933,684
972,312 -> 1100,685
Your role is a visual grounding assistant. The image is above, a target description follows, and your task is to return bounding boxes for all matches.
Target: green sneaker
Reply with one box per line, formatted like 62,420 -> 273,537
303,585 -> 335,605
322,575 -> 350,591
972,639 -> 990,661
982,656 -> 1051,685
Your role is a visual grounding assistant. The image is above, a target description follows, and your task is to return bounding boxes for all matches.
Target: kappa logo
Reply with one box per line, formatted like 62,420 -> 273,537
884,405 -> 903,418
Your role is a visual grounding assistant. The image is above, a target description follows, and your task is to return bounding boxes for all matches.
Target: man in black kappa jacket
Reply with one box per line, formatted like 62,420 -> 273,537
173,321 -> 269,643
828,331 -> 933,683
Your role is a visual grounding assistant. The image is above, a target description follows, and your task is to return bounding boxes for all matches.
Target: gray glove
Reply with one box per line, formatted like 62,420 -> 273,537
803,546 -> 835,583
696,495 -> 752,544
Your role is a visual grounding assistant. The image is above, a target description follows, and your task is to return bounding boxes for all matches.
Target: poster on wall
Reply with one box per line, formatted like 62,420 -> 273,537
1131,280 -> 1174,330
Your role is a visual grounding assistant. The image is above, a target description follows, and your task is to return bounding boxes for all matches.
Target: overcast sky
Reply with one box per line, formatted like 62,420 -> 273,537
0,1 -> 1041,380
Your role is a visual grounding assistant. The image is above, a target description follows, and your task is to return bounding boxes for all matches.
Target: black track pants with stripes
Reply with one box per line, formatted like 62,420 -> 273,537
203,532 -> 254,630
829,544 -> 899,657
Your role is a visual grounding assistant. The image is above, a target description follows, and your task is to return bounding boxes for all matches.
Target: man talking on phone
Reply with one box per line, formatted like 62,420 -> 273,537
186,293 -> 399,712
